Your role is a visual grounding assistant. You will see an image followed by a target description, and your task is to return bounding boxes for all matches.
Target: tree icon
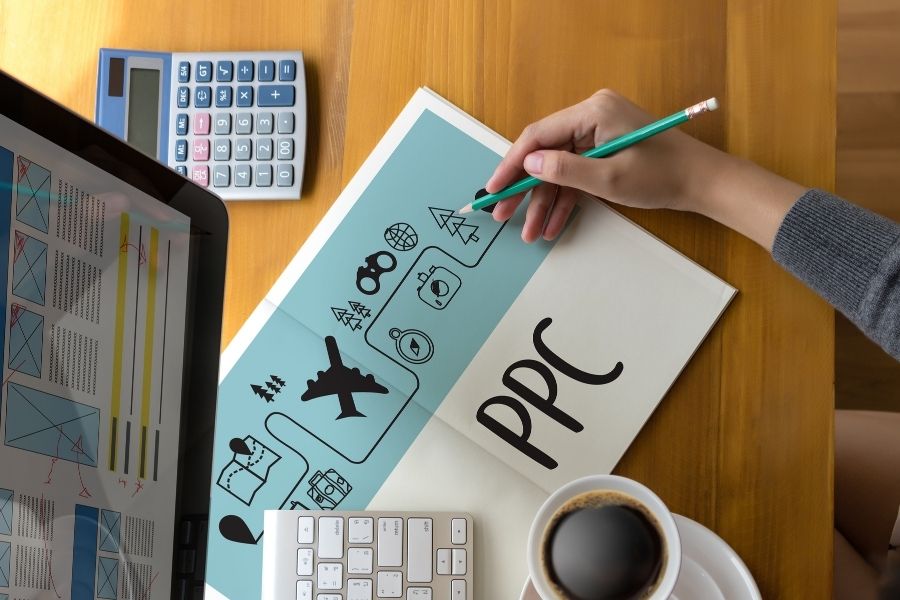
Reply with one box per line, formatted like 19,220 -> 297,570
301,336 -> 388,419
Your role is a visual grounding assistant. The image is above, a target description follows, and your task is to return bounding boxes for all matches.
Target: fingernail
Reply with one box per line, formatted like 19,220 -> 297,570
523,152 -> 543,175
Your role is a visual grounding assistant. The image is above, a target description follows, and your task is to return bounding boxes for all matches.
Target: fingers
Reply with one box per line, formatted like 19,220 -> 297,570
522,149 -> 609,197
491,192 -> 526,222
542,187 -> 579,241
521,183 -> 558,243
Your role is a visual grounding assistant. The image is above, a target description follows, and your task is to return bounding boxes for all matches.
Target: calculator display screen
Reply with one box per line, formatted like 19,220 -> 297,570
127,67 -> 161,156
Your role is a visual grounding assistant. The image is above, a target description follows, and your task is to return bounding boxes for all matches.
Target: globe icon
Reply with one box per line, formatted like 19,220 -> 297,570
384,222 -> 418,251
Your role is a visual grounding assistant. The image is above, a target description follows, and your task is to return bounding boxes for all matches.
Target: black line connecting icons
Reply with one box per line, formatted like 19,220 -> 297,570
301,336 -> 389,419
417,265 -> 461,309
389,327 -> 435,364
355,250 -> 396,295
384,222 -> 418,251
429,207 -> 480,244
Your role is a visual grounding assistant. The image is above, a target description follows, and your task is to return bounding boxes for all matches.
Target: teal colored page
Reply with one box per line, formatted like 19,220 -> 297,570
207,108 -> 555,598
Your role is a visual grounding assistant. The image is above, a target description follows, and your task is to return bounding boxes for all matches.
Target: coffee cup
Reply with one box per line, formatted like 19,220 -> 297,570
527,475 -> 682,599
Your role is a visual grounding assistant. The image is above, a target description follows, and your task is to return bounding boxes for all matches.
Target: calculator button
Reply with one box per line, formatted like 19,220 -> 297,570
174,140 -> 188,162
235,113 -> 253,135
213,139 -> 231,161
256,164 -> 273,187
212,165 -> 230,187
234,165 -> 252,187
175,165 -> 187,176
258,84 -> 295,107
215,86 -> 232,108
214,113 -> 232,135
257,138 -> 273,161
236,85 -> 254,108
277,112 -> 295,134
194,86 -> 212,108
191,165 -> 209,187
177,61 -> 191,83
196,61 -> 212,82
276,138 -> 294,160
259,60 -> 276,81
216,60 -> 233,82
175,114 -> 189,136
193,113 -> 210,135
279,59 -> 296,81
237,60 -> 254,82
235,139 -> 252,161
176,86 -> 190,108
192,139 -> 210,161
257,112 -> 274,134
276,164 -> 294,187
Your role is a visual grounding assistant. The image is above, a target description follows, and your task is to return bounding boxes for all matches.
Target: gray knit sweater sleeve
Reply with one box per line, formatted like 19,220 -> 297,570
772,189 -> 900,360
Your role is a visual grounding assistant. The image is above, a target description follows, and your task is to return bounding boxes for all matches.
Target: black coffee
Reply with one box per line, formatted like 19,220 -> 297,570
541,490 -> 665,600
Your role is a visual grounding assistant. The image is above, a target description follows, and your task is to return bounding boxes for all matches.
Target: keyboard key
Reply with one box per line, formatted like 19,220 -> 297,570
298,516 -> 315,544
451,549 -> 466,575
235,139 -> 252,161
175,113 -> 189,136
296,580 -> 312,600
318,595 -> 341,600
237,59 -> 254,82
213,139 -> 231,161
348,518 -> 373,544
258,84 -> 295,107
317,563 -> 343,590
257,138 -> 273,161
193,113 -> 210,135
347,547 -> 372,574
259,59 -> 276,81
296,548 -> 314,576
450,580 -> 465,600
377,518 -> 403,567
178,61 -> 190,83
213,165 -> 230,187
348,579 -> 372,600
194,86 -> 212,108
191,165 -> 209,187
276,164 -> 294,187
279,59 -> 296,81
407,589 -> 432,600
175,165 -> 187,176
216,60 -> 233,82
236,85 -> 254,107
407,518 -> 433,583
234,112 -> 253,135
174,139 -> 188,162
451,519 -> 466,544
277,138 -> 294,160
277,112 -> 295,134
256,164 -> 273,187
192,139 -> 210,161
215,86 -> 232,108
436,549 -> 450,575
214,113 -> 231,134
377,571 -> 403,598
235,165 -> 252,187
317,517 -> 344,559
196,61 -> 212,82
176,86 -> 190,108
257,112 -> 274,135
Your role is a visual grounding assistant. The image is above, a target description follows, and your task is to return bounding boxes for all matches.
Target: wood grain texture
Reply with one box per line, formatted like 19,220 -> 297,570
0,1 -> 835,596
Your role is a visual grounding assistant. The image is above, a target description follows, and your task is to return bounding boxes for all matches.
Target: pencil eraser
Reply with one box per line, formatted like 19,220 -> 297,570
707,97 -> 719,111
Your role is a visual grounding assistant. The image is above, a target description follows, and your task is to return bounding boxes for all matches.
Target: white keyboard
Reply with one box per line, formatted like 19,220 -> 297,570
262,510 -> 474,600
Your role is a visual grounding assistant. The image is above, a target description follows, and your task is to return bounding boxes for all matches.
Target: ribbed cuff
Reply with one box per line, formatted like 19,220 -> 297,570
772,189 -> 900,318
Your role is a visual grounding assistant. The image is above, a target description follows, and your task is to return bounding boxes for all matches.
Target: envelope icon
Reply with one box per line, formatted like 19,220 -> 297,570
12,231 -> 47,306
8,305 -> 43,377
4,382 -> 99,466
16,156 -> 50,233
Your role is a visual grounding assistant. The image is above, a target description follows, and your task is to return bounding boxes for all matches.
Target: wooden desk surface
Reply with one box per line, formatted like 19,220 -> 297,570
0,0 -> 835,596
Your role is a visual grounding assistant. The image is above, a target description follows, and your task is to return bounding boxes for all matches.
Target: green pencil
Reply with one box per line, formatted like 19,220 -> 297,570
457,97 -> 719,214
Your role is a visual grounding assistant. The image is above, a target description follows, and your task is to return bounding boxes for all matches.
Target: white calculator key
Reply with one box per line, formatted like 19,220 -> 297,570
297,548 -> 314,576
377,518 -> 403,567
450,580 -> 466,599
318,517 -> 344,559
298,516 -> 315,544
349,518 -> 373,544
406,518 -> 432,583
450,519 -> 466,545
297,580 -> 313,600
347,547 -> 373,574
436,549 -> 451,575
348,579 -> 372,600
317,563 -> 343,590
377,571 -> 403,598
407,589 -> 432,600
451,549 -> 466,575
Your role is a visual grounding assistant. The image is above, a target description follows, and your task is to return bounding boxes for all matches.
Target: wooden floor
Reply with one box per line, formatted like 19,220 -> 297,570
836,0 -> 900,411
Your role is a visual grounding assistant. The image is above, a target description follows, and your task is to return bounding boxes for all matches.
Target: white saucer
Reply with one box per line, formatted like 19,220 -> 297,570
519,514 -> 761,600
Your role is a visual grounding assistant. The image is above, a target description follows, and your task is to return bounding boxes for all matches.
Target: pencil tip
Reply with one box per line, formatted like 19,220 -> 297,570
457,204 -> 472,214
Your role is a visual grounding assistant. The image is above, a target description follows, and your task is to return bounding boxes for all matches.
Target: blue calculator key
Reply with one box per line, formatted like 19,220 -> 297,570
196,61 -> 212,82
194,86 -> 212,108
278,60 -> 296,81
236,60 -> 254,82
215,86 -> 232,108
258,85 -> 295,107
175,113 -> 189,136
175,140 -> 188,162
178,61 -> 190,83
176,86 -> 190,108
176,165 -> 187,176
236,85 -> 254,107
259,60 -> 275,82
216,60 -> 233,82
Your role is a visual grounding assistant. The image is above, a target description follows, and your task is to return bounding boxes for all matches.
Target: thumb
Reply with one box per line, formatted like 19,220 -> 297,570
523,150 -> 607,196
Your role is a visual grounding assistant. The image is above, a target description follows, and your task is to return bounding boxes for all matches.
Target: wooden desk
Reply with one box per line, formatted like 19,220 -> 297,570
0,0 -> 835,596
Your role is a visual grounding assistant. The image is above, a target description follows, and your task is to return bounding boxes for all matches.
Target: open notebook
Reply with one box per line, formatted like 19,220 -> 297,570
205,88 -> 736,599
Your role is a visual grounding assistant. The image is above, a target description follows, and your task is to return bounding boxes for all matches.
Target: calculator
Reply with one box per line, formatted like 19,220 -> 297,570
95,49 -> 306,201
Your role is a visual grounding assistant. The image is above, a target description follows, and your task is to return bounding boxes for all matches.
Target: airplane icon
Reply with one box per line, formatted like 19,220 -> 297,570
300,336 -> 388,419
